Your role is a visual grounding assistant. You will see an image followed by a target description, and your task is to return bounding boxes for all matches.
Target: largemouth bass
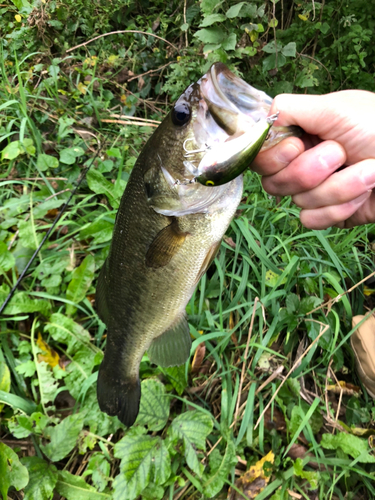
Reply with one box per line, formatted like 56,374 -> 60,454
96,63 -> 298,426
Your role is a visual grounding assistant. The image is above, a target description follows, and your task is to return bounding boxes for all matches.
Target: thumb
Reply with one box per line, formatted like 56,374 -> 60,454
270,93 -> 347,139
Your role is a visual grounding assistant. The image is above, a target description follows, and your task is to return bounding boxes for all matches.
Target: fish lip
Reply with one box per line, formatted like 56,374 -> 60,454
202,63 -> 301,149
200,63 -> 271,137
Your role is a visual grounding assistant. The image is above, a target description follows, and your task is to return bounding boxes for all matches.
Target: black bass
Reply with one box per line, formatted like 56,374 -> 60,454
96,63 -> 298,426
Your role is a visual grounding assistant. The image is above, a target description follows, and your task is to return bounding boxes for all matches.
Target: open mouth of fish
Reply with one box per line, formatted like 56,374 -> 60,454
181,63 -> 299,186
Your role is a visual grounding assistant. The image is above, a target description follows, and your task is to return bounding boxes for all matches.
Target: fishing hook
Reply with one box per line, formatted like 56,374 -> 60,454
183,138 -> 210,158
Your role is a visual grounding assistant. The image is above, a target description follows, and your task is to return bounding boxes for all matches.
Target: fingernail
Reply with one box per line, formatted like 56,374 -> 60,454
317,148 -> 345,170
276,142 -> 301,164
361,164 -> 375,189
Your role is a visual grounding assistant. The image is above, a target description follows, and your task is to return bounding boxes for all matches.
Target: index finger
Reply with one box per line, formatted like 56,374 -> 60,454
252,136 -> 305,176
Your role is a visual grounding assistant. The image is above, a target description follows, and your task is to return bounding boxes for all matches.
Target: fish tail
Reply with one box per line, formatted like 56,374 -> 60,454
97,353 -> 141,427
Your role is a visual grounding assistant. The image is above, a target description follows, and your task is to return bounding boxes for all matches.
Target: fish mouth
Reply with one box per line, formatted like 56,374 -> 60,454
200,63 -> 301,149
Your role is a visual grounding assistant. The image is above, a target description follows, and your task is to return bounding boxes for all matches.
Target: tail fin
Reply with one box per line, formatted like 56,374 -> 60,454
97,359 -> 141,427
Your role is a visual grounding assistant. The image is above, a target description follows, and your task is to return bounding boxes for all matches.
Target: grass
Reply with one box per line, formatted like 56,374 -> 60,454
1,0 -> 375,498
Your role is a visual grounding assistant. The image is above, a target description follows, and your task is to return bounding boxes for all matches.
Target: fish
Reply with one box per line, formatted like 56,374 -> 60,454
95,62 -> 299,427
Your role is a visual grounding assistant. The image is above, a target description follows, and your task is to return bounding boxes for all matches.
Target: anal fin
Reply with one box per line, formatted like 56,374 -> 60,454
147,314 -> 191,367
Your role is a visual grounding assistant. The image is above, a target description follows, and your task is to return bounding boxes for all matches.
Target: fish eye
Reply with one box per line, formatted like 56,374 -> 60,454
171,102 -> 191,126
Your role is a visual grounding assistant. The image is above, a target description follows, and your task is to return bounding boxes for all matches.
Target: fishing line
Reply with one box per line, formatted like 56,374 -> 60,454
0,129 -> 110,316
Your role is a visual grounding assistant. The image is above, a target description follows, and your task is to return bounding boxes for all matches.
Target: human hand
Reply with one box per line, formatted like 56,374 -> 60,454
252,90 -> 375,229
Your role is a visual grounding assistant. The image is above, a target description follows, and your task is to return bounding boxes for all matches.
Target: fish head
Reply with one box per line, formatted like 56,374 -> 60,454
159,63 -> 299,177
145,63 -> 300,215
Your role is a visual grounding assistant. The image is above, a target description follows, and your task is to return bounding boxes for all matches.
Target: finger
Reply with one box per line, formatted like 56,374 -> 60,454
293,159 -> 375,209
299,191 -> 372,230
262,140 -> 347,196
339,191 -> 375,228
268,93 -> 347,138
252,137 -> 305,176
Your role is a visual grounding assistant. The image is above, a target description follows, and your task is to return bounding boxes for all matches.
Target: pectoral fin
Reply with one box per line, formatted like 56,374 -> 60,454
147,314 -> 191,367
146,218 -> 188,268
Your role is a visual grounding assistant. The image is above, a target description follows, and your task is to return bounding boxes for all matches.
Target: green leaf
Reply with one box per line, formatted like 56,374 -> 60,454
262,40 -> 283,53
0,360 -> 10,412
34,361 -> 60,406
0,241 -> 15,272
0,285 -> 50,316
321,432 -> 375,463
1,140 -> 22,160
170,411 -> 213,476
152,439 -> 171,485
37,153 -> 59,171
194,27 -> 224,44
9,0 -> 31,10
45,312 -> 93,355
295,72 -> 317,88
21,457 -> 58,500
65,348 -> 98,399
320,22 -> 330,34
113,433 -> 160,500
200,0 -> 220,15
281,41 -> 297,57
293,458 -> 319,489
86,169 -> 122,208
18,219 -> 42,250
263,53 -> 286,71
15,359 -> 36,377
8,412 -> 48,439
268,17 -> 278,28
23,138 -> 36,156
0,442 -> 29,500
202,440 -> 237,497
199,13 -> 226,27
86,453 -> 111,492
141,483 -> 164,500
56,470 -> 111,499
136,379 -> 170,431
346,396 -> 371,425
66,255 -> 95,314
41,413 -> 85,462
221,33 -> 237,51
299,296 -> 322,314
79,218 -> 115,245
286,293 -> 299,314
226,2 -> 245,18
59,146 -> 84,165
163,364 -> 187,395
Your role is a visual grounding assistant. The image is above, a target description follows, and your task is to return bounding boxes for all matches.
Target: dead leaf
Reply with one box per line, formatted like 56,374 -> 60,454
228,451 -> 274,499
264,407 -> 286,432
326,380 -> 361,396
36,332 -> 60,368
46,208 -> 59,218
138,75 -> 145,91
152,16 -> 160,31
287,443 -> 309,460
191,344 -> 205,375
223,236 -> 236,249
